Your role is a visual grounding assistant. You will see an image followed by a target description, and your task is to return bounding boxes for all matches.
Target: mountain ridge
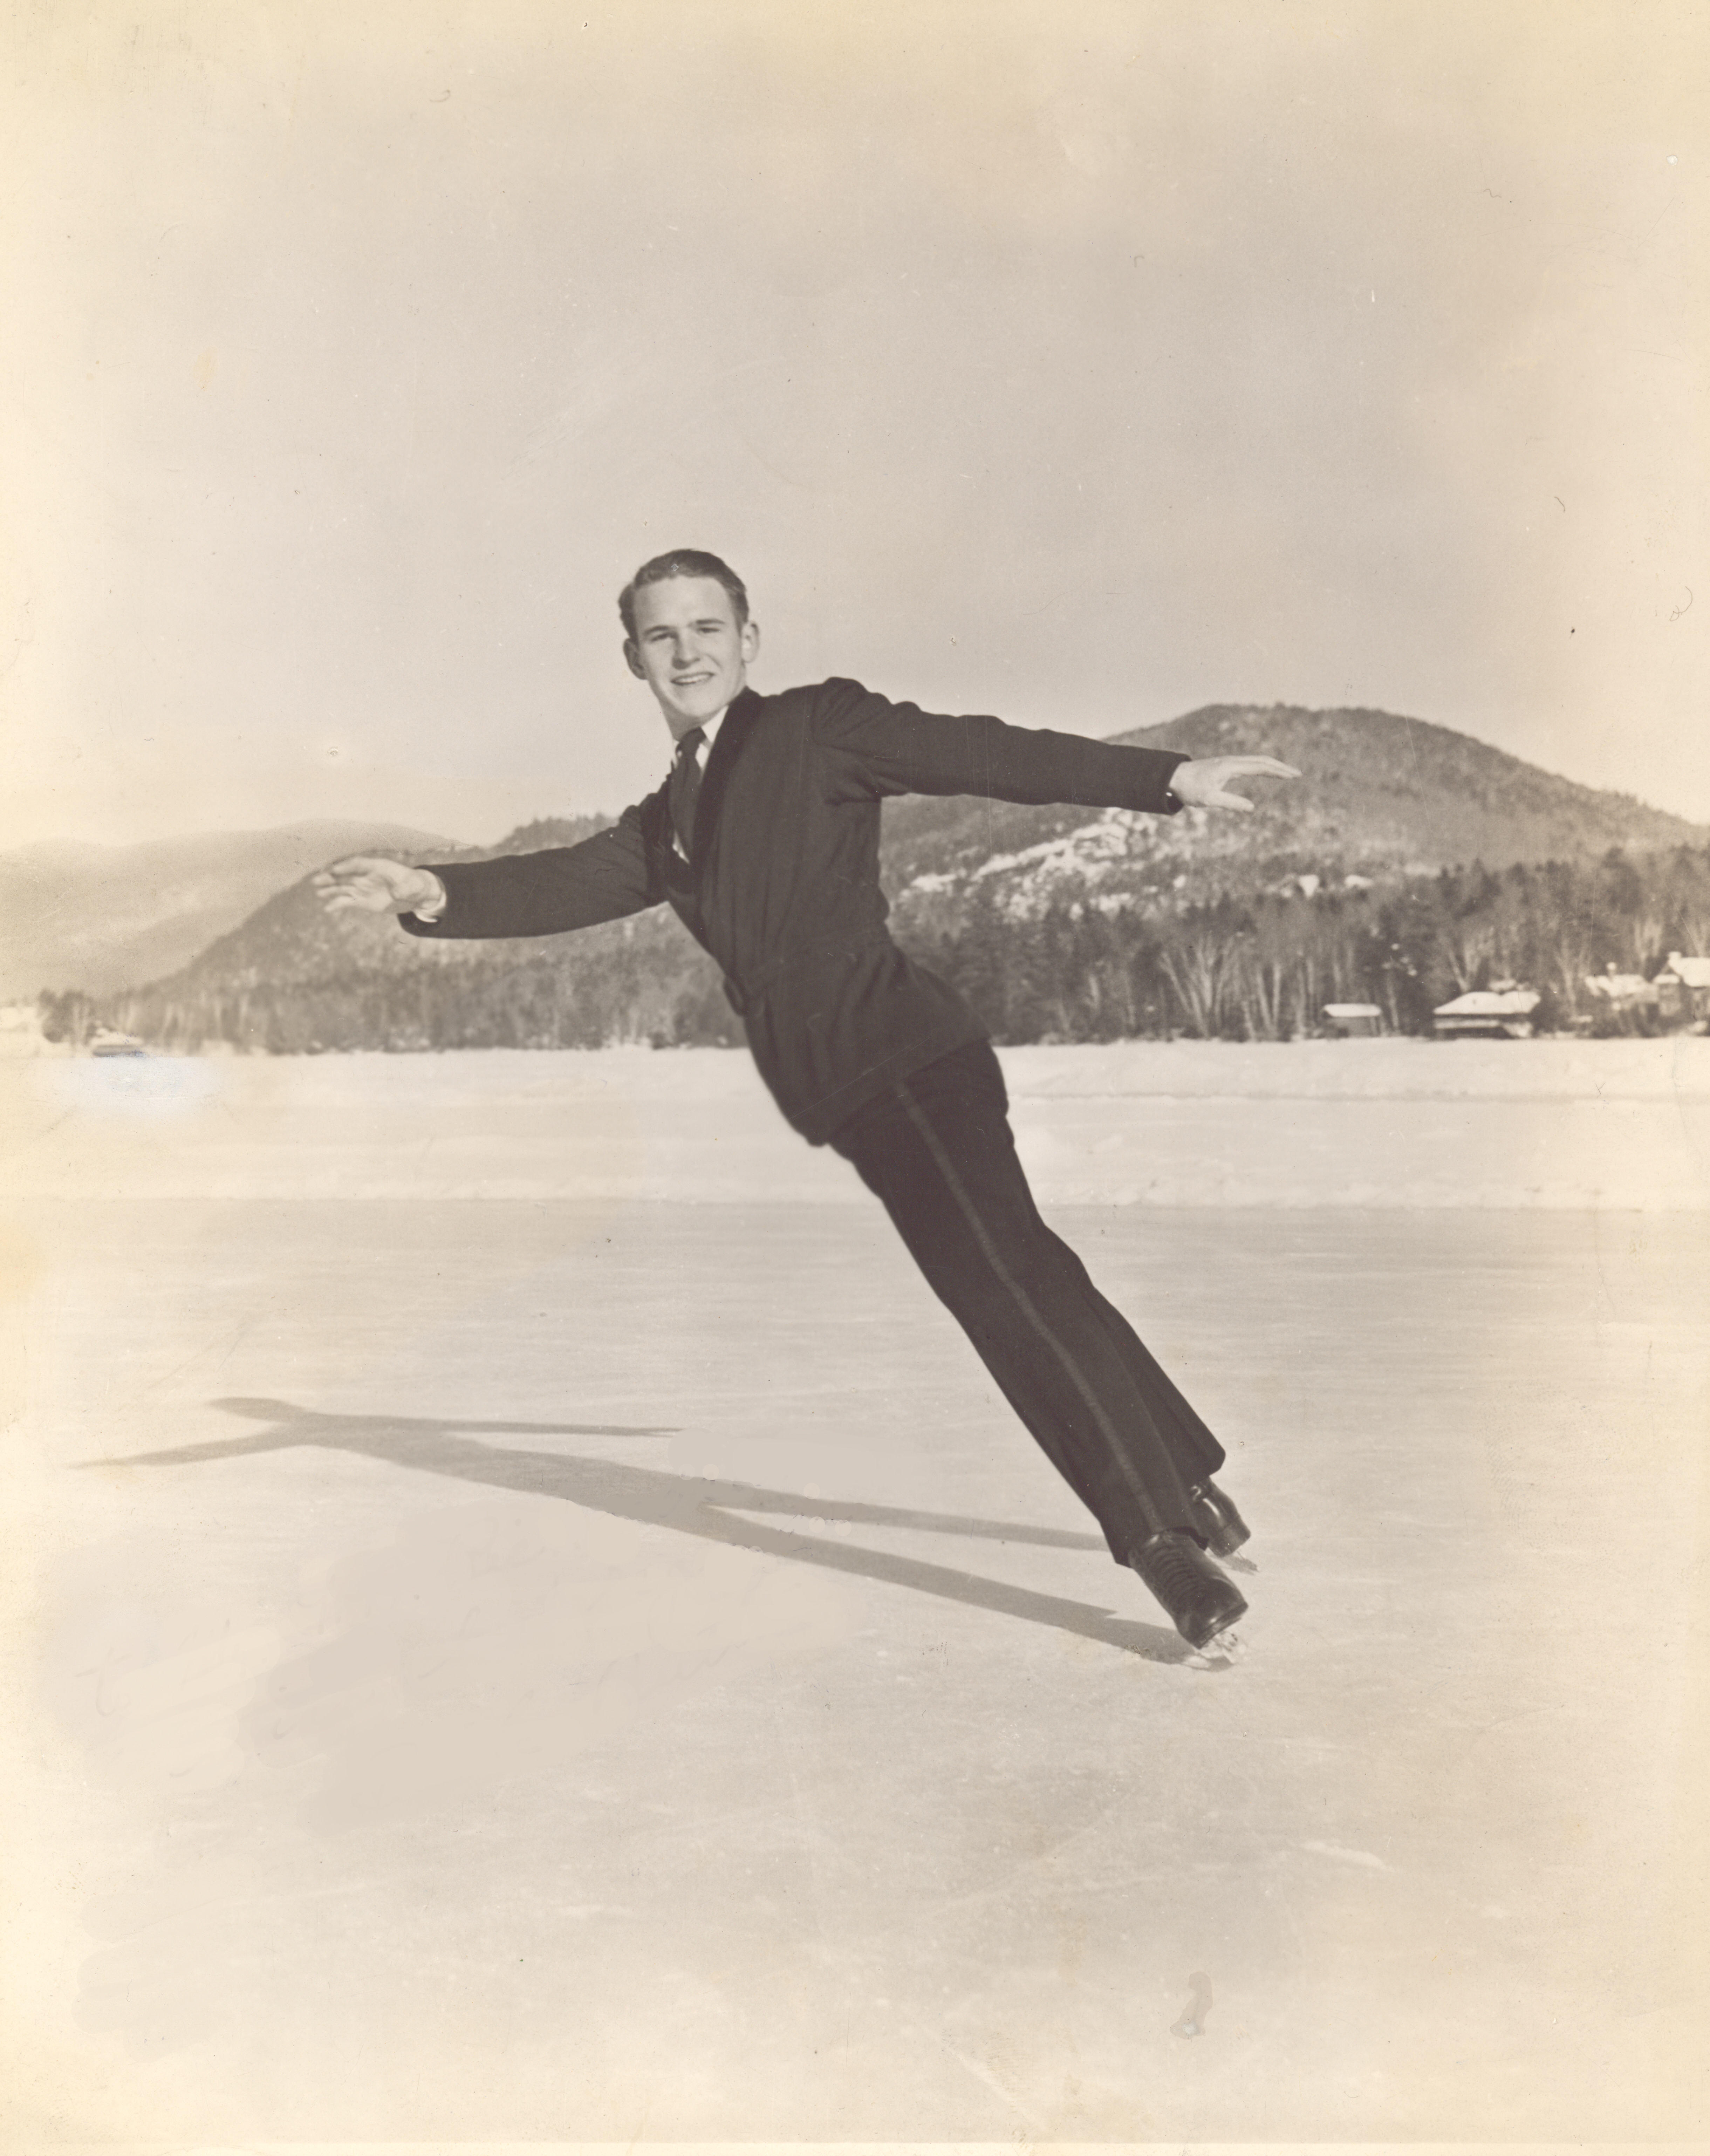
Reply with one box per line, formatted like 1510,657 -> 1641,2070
84,704 -> 1710,1053
1,819 -> 454,1000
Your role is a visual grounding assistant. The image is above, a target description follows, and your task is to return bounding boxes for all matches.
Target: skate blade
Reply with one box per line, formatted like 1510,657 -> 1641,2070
1184,1629 -> 1247,1669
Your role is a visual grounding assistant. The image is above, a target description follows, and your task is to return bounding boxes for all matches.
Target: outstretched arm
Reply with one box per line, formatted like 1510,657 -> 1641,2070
814,681 -> 1186,812
313,800 -> 669,941
814,680 -> 1298,815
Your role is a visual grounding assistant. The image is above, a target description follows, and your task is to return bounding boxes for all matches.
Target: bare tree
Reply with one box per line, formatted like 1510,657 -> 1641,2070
1550,929 -> 1595,1023
1160,925 -> 1231,1038
1630,910 -> 1669,977
1232,909 -> 1293,1039
1236,947 -> 1288,1041
1435,916 -> 1498,994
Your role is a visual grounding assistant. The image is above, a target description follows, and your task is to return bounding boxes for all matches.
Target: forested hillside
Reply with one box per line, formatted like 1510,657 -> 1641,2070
80,707 -> 1710,1051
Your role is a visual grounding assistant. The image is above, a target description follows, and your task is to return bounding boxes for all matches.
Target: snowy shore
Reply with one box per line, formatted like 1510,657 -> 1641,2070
5,1035 -> 1708,1207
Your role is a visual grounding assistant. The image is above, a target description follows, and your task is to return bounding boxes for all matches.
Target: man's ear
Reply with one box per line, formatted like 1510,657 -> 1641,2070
623,638 -> 645,681
741,619 -> 760,663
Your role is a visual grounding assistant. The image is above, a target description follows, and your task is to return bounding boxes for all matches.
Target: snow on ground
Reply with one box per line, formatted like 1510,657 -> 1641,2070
4,1034 -> 1708,1206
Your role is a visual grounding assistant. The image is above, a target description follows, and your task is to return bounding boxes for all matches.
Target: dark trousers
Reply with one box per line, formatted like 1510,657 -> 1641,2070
829,1039 -> 1224,1563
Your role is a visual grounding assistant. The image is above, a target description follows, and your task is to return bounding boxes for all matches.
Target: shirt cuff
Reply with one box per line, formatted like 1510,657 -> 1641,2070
405,872 -> 449,923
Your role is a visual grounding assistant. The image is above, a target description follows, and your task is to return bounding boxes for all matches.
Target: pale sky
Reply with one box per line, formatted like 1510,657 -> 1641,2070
4,0 -> 1705,848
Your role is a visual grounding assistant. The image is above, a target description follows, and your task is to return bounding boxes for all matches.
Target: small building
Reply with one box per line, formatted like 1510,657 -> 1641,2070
88,1026 -> 148,1057
1433,987 -> 1541,1039
1582,968 -> 1658,1021
1322,1002 -> 1383,1037
1655,952 -> 1710,1029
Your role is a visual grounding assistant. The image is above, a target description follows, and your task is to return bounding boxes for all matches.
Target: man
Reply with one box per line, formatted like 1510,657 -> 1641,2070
316,549 -> 1298,1656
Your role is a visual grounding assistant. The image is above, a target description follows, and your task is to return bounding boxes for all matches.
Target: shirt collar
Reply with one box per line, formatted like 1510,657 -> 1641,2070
673,706 -> 729,761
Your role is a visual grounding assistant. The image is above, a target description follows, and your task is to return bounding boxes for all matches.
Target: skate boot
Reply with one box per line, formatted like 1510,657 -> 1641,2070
1129,1531 -> 1247,1652
1186,1478 -> 1251,1558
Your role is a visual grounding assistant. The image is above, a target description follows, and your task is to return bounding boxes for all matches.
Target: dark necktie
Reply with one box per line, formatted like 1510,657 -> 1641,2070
669,726 -> 706,859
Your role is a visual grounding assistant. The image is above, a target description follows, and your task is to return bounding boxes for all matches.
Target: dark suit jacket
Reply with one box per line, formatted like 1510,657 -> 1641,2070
403,678 -> 1186,1143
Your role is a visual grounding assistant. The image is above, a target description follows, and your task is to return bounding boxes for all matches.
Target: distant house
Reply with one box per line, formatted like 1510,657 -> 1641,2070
1433,988 -> 1541,1039
1655,952 -> 1710,1029
1322,1002 -> 1383,1037
1582,967 -> 1659,1022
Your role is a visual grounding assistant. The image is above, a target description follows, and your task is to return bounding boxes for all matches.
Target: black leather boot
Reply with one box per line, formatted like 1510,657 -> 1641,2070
1129,1531 -> 1248,1651
1186,1479 -> 1251,1558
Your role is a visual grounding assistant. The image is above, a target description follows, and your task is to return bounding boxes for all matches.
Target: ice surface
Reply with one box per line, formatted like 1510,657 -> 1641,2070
5,1036 -> 1708,1207
4,1197 -> 1706,2139
3,1042 -> 1707,2138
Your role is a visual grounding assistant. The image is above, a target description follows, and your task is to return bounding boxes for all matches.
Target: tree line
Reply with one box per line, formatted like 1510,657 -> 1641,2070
60,842 -> 1710,1052
909,845 -> 1710,1043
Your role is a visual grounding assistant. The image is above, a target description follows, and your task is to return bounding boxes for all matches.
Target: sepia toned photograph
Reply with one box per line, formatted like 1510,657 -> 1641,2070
2,2 -> 1706,2149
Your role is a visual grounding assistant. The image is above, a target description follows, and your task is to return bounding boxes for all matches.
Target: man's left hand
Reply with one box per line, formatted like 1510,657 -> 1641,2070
1168,756 -> 1300,813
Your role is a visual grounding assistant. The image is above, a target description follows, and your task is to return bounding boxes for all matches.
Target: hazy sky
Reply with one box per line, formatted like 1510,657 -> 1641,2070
4,0 -> 1705,848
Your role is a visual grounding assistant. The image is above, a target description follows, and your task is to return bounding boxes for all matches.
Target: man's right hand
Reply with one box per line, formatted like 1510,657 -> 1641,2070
314,855 -> 447,917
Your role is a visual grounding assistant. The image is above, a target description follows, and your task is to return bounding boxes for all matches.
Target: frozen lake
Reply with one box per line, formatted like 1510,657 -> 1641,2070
7,1032 -> 1710,1206
2,1040 -> 1706,2140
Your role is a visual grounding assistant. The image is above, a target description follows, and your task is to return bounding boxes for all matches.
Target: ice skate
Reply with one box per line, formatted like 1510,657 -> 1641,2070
1128,1529 -> 1249,1651
1186,1477 -> 1251,1558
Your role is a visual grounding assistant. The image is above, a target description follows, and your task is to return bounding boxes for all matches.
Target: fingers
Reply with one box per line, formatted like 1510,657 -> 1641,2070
312,857 -> 409,913
314,854 -> 388,885
1184,756 -> 1299,812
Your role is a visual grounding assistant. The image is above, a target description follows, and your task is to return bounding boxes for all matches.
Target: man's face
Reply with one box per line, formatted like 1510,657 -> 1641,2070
624,575 -> 759,736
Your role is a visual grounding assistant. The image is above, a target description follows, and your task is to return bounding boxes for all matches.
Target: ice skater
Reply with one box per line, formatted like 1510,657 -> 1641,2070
316,550 -> 1298,1655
